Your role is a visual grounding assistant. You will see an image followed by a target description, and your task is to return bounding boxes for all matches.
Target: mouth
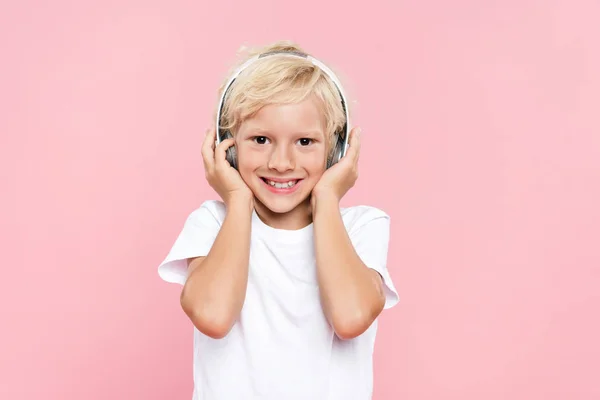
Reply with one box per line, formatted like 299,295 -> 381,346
260,177 -> 303,193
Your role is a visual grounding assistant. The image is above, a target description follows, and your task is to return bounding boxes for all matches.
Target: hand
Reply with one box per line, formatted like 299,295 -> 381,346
312,126 -> 361,207
201,126 -> 253,206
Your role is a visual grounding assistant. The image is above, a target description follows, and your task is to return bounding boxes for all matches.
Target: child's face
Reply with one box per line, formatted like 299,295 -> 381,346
235,96 -> 328,218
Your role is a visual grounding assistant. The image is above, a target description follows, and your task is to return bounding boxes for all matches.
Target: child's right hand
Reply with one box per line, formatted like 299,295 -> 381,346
201,126 -> 253,206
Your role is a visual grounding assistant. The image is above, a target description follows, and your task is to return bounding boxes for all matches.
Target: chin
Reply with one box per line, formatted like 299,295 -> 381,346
262,197 -> 308,214
253,191 -> 308,214
251,177 -> 313,214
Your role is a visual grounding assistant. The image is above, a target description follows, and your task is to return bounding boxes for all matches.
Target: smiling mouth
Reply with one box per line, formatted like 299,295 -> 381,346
261,178 -> 301,189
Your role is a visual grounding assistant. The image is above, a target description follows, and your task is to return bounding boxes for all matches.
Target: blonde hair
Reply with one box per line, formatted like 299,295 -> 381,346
214,40 -> 349,156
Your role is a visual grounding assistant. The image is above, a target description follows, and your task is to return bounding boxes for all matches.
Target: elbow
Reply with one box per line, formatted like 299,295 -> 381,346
331,300 -> 384,340
197,318 -> 233,340
180,291 -> 234,340
190,311 -> 233,339
332,311 -> 375,340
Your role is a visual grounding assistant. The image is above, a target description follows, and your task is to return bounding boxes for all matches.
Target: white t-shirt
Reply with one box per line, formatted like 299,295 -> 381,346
158,200 -> 399,400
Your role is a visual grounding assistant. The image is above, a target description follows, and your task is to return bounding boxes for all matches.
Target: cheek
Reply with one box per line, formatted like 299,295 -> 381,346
236,150 -> 269,186
303,152 -> 327,174
236,146 -> 260,169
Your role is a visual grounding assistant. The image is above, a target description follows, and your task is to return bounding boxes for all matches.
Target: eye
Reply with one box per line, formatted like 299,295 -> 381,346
297,138 -> 313,146
252,136 -> 270,145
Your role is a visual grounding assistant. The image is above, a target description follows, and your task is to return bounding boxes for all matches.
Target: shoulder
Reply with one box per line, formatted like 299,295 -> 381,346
340,204 -> 390,233
186,199 -> 227,227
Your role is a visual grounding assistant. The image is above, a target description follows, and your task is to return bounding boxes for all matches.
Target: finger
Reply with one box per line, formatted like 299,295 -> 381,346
352,128 -> 361,169
215,138 -> 235,167
353,127 -> 361,155
345,127 -> 361,163
201,127 -> 216,171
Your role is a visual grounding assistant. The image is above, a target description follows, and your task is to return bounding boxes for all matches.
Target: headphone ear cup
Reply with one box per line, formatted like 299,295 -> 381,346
227,145 -> 237,170
221,130 -> 238,170
326,133 -> 345,169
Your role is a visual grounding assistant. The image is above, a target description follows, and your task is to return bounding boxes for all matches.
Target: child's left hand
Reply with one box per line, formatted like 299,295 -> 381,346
312,126 -> 361,205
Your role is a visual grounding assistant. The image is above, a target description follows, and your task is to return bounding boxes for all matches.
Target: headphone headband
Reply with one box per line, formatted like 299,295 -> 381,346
216,50 -> 349,141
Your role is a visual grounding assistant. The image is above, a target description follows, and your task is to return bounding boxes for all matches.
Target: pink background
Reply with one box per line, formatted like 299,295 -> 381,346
2,0 -> 599,399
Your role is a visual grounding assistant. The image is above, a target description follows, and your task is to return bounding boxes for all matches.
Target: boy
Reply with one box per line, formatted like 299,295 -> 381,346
158,41 -> 399,400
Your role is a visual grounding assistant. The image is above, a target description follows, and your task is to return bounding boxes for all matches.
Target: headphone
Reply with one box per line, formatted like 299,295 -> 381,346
215,50 -> 350,170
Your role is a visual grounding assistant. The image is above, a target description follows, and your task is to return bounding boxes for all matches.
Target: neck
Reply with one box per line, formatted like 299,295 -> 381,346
253,197 -> 313,230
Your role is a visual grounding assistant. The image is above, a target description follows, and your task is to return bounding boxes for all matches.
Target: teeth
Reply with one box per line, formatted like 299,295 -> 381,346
266,179 -> 297,189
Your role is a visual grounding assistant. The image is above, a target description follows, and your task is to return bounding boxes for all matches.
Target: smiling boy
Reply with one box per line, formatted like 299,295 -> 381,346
158,41 -> 399,400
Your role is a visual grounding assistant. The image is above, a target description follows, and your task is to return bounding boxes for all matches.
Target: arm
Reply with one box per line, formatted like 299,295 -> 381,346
312,193 -> 386,340
180,196 -> 253,339
180,126 -> 255,339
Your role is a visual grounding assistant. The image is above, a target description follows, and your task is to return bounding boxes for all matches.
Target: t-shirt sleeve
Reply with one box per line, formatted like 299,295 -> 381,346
348,209 -> 399,310
157,200 -> 224,286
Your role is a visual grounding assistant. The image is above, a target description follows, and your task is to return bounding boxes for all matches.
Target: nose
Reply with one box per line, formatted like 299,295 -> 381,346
267,144 -> 295,172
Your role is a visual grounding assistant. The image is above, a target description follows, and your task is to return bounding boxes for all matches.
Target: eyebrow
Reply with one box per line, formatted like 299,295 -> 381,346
246,128 -> 323,137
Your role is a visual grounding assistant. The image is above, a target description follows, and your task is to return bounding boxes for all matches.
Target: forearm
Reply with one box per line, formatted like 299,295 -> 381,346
180,196 -> 253,338
312,194 -> 385,339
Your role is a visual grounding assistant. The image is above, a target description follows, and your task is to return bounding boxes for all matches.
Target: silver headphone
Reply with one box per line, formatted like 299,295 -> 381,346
215,50 -> 350,170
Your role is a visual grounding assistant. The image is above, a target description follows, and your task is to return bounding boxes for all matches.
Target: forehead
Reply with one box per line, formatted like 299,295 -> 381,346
239,97 -> 325,137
